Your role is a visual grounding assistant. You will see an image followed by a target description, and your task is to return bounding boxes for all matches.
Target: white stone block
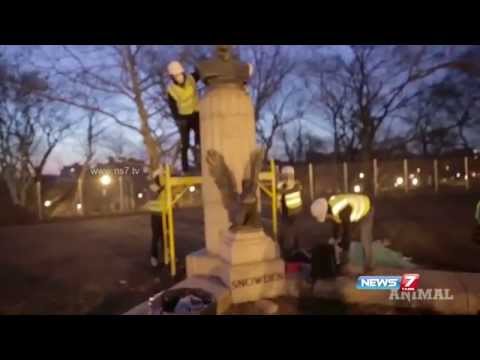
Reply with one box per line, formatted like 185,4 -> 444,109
186,248 -> 224,278
216,258 -> 286,303
218,229 -> 281,265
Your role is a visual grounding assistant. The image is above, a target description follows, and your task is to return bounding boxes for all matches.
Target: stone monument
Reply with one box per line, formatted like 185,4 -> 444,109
186,45 -> 285,303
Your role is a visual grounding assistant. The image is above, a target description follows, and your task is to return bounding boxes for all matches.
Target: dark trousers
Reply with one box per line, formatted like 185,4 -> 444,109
333,206 -> 374,270
280,215 -> 300,258
150,213 -> 164,261
176,112 -> 200,172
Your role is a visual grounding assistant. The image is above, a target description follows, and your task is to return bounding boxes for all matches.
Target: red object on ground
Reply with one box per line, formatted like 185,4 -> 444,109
286,262 -> 302,273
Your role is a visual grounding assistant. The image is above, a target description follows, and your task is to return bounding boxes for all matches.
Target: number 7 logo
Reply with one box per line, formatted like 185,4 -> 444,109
401,274 -> 420,291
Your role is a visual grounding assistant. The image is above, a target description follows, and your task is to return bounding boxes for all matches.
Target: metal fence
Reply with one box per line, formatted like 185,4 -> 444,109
291,155 -> 480,201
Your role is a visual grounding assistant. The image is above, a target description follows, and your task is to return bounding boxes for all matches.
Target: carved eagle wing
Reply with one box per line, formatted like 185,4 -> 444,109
206,149 -> 239,211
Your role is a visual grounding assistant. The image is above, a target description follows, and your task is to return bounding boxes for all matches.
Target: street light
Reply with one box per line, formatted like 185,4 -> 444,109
189,186 -> 196,193
395,177 -> 404,187
44,200 -> 52,208
137,192 -> 144,199
353,184 -> 361,193
100,174 -> 112,199
100,174 -> 112,186
359,172 -> 365,179
412,178 -> 419,186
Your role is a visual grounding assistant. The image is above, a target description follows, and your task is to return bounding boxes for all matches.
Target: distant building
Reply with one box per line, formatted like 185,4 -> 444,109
59,163 -> 83,180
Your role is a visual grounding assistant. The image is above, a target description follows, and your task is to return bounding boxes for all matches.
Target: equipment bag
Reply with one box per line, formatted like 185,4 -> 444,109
473,224 -> 480,245
311,243 -> 338,280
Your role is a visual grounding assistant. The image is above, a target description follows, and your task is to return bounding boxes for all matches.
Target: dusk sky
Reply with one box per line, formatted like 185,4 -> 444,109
29,45 -> 344,174
4,45 -> 472,175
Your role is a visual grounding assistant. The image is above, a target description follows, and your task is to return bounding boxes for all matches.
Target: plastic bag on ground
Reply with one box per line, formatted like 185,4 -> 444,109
349,241 -> 417,269
174,295 -> 207,314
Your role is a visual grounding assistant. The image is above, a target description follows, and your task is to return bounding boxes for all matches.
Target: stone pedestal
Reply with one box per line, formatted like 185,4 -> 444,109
217,229 -> 285,303
190,81 -> 285,306
200,85 -> 256,256
187,229 -> 286,304
218,229 -> 280,265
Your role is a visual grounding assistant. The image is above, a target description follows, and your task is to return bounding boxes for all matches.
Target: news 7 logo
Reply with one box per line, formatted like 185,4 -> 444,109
400,274 -> 420,292
356,274 -> 420,291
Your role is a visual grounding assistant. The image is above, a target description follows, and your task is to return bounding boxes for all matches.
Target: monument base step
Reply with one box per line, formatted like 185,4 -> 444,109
187,248 -> 286,304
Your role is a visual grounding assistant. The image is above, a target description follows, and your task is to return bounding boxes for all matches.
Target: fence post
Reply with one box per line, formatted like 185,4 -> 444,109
465,156 -> 470,191
373,158 -> 378,197
434,159 -> 439,193
119,176 -> 124,212
36,180 -> 43,221
78,177 -> 84,215
403,159 -> 409,193
308,163 -> 314,201
343,162 -> 349,193
129,180 -> 135,210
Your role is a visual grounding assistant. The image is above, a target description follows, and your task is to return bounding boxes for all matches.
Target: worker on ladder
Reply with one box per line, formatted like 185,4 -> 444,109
310,194 -> 374,274
146,167 -> 166,268
277,166 -> 304,258
166,61 -> 201,174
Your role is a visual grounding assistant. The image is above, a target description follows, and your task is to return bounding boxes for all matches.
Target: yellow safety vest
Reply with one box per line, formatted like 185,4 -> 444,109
278,182 -> 303,216
144,191 -> 166,214
328,194 -> 371,223
167,75 -> 199,115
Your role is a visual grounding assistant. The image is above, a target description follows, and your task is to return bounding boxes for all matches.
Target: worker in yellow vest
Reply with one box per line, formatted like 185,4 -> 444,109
277,166 -> 304,258
167,61 -> 201,173
145,167 -> 166,268
311,194 -> 374,273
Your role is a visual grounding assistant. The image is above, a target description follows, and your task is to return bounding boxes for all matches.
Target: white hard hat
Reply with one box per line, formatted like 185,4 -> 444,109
311,198 -> 328,222
281,166 -> 295,176
167,61 -> 184,76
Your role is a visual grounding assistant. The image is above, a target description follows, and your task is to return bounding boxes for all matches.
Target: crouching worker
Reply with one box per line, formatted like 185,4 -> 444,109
310,194 -> 374,273
145,167 -> 166,268
277,166 -> 304,258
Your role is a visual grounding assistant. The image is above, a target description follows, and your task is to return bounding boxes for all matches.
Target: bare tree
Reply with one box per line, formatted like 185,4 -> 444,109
256,87 -> 306,157
279,121 -> 324,164
38,45 -> 178,171
74,111 -> 106,213
0,55 -> 72,209
240,45 -> 299,154
307,45 -> 467,194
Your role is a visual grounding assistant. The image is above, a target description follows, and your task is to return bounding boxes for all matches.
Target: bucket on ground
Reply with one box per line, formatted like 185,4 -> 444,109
149,288 -> 216,315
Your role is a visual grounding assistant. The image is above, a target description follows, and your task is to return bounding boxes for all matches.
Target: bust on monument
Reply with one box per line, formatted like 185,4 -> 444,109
197,45 -> 251,87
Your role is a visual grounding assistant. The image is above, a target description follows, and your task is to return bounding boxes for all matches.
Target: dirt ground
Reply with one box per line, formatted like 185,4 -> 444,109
225,297 -> 439,315
0,209 -> 204,315
0,193 -> 479,315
